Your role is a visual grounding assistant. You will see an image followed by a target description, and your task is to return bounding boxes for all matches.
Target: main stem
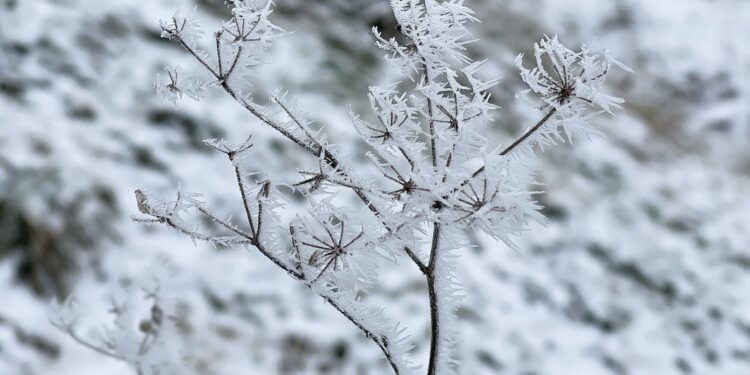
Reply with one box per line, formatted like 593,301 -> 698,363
423,61 -> 442,375
426,223 -> 441,375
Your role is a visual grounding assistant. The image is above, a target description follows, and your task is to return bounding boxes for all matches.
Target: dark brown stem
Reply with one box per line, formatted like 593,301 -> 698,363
319,293 -> 402,375
229,152 -> 258,239
173,34 -> 219,79
215,32 -> 223,77
498,107 -> 557,157
424,67 -> 438,168
426,223 -> 441,375
469,107 -> 557,180
406,247 -> 428,274
193,205 -> 303,280
225,46 -> 243,80
421,68 -> 444,375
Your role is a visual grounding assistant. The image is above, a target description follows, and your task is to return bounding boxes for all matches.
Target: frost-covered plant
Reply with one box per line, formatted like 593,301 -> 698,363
50,266 -> 189,375
56,1 -> 627,374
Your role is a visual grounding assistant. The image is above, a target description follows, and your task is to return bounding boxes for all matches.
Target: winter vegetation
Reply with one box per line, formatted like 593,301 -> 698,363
5,0 -> 750,374
49,1 -> 628,374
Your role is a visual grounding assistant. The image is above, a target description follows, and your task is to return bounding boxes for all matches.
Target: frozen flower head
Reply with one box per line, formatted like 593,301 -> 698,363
516,36 -> 631,114
155,65 -> 205,105
373,0 -> 477,75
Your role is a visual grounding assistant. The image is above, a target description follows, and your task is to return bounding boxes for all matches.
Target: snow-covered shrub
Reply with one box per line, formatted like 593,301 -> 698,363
55,0 -> 628,373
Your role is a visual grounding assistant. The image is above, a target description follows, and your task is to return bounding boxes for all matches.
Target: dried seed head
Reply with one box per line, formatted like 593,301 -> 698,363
139,320 -> 153,333
135,189 -> 151,215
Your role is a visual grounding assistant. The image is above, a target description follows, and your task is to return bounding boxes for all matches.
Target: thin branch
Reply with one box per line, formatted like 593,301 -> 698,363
318,292 -> 402,375
225,46 -> 243,80
136,191 -> 301,280
59,327 -> 124,362
169,26 -> 219,79
311,256 -> 338,284
498,107 -> 558,157
274,95 -> 321,151
215,31 -> 224,77
228,152 -> 258,239
405,247 -> 428,274
469,107 -> 557,180
424,68 -> 438,167
196,206 -> 254,241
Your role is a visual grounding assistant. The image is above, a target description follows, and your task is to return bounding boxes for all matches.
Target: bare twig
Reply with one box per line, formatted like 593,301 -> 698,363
468,107 -> 558,181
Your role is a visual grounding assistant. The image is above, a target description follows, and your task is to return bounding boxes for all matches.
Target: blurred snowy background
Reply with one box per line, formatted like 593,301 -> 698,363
1,0 -> 750,374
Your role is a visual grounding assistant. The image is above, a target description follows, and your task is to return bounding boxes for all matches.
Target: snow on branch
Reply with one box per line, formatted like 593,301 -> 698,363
56,1 -> 630,374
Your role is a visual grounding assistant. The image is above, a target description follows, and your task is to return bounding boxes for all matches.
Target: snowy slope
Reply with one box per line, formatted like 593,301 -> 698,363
1,0 -> 749,374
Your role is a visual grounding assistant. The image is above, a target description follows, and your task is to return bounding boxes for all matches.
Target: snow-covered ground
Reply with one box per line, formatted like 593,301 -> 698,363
1,0 -> 749,374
